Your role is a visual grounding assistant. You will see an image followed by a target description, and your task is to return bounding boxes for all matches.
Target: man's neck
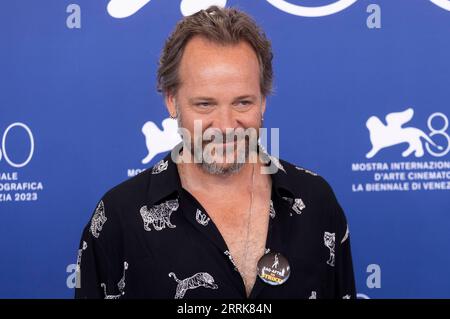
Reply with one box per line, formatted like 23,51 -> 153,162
178,160 -> 259,194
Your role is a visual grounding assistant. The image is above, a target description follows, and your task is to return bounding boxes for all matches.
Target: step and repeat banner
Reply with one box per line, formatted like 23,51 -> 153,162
1,0 -> 449,298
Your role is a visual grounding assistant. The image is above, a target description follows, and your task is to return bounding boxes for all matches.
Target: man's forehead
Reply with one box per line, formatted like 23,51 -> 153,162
180,36 -> 259,66
174,36 -> 262,99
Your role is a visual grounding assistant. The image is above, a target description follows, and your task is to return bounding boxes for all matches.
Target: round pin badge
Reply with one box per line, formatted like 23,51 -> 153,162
256,252 -> 290,285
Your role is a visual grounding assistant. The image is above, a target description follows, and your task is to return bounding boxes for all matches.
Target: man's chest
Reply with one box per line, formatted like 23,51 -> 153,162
126,195 -> 331,299
198,194 -> 271,295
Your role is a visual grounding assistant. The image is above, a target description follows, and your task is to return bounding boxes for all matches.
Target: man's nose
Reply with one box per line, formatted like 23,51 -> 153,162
213,106 -> 238,133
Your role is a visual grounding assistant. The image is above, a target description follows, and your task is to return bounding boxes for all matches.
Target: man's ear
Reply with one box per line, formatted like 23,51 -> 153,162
165,92 -> 177,118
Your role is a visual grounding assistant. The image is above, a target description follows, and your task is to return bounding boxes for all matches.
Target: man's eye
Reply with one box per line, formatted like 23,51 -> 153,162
237,100 -> 252,107
196,102 -> 211,108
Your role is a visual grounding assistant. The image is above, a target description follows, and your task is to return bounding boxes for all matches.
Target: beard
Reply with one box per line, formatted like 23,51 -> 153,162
192,131 -> 254,176
201,160 -> 245,175
202,138 -> 248,176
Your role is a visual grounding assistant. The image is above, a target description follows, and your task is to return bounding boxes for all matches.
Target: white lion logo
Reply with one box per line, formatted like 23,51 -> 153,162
366,108 -> 442,158
141,118 -> 181,165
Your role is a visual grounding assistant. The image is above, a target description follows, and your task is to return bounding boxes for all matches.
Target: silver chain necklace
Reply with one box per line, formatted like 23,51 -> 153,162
241,163 -> 255,291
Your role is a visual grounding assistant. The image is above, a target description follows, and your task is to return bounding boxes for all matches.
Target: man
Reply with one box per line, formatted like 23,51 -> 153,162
75,6 -> 355,299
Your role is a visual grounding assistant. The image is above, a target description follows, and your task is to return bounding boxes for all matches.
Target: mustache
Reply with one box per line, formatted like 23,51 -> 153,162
207,135 -> 245,144
197,129 -> 257,145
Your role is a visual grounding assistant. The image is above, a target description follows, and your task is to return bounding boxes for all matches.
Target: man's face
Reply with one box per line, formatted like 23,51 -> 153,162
166,36 -> 266,175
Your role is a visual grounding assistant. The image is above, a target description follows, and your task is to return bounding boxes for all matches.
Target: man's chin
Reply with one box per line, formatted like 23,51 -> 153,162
199,161 -> 245,176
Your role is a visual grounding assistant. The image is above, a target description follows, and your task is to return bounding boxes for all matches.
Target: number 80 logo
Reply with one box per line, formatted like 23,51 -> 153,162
426,113 -> 450,157
0,122 -> 34,168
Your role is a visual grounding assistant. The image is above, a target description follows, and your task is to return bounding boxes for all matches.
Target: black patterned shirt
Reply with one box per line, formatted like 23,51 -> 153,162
75,151 -> 356,299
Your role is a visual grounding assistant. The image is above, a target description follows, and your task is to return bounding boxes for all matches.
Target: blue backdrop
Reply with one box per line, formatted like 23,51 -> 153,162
1,0 -> 449,298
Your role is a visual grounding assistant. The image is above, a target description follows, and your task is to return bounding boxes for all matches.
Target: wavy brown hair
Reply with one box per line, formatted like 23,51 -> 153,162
157,5 -> 274,98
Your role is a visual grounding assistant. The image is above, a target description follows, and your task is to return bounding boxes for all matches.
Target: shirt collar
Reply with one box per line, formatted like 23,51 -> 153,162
146,150 -> 182,207
258,145 -> 296,199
